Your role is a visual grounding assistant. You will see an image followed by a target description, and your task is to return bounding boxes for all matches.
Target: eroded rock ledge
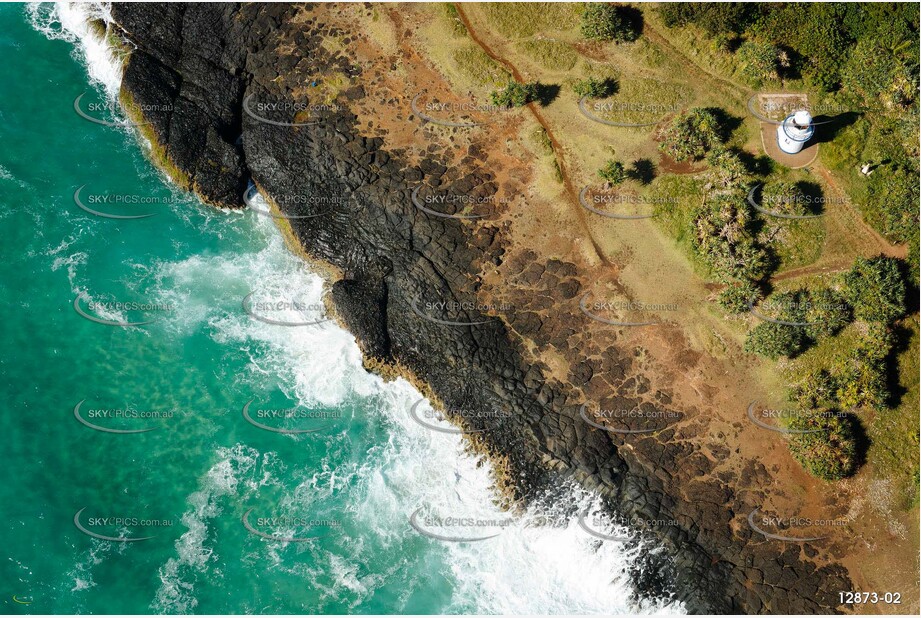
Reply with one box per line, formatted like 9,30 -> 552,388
106,3 -> 851,613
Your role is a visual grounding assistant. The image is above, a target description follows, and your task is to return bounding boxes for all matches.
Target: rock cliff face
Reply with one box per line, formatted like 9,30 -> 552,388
107,3 -> 851,613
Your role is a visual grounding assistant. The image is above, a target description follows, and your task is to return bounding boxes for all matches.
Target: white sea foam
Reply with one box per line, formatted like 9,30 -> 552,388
153,445 -> 282,613
26,2 -> 123,98
146,212 -> 683,614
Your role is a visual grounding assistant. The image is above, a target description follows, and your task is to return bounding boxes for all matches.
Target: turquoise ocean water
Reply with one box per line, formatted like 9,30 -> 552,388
0,4 -> 682,614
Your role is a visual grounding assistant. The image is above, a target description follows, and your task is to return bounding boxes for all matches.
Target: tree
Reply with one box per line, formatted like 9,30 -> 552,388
581,3 -> 638,43
786,411 -> 859,481
842,256 -> 907,323
659,108 -> 725,162
490,81 -> 539,108
598,160 -> 627,184
573,76 -> 617,99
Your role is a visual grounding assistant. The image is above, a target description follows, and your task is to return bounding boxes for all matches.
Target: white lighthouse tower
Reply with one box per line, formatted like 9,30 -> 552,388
776,110 -> 815,155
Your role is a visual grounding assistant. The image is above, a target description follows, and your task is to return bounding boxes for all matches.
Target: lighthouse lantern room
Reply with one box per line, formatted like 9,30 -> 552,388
776,110 -> 815,155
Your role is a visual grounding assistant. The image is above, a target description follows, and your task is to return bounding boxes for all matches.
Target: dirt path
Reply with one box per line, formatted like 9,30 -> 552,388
453,3 -> 612,267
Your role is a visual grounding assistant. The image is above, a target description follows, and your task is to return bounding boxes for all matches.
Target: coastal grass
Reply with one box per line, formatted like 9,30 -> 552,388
451,47 -> 510,88
515,38 -> 578,72
648,174 -> 712,279
479,2 -> 583,39
419,6 -> 510,95
867,318 -> 920,508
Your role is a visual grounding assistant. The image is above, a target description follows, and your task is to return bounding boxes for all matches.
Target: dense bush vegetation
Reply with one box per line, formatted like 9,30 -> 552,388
489,81 -> 539,107
717,280 -> 761,314
760,181 -> 812,217
786,410 -> 859,481
597,159 -> 627,184
745,320 -> 808,359
842,256 -> 908,323
691,194 -> 770,284
658,108 -> 725,162
658,2 -> 756,36
737,40 -> 782,86
661,3 -> 919,92
581,3 -> 639,43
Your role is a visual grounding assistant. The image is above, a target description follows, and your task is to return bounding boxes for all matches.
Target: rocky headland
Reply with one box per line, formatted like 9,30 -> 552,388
101,3 -> 855,613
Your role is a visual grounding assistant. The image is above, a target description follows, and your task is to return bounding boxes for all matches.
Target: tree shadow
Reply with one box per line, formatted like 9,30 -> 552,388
812,112 -> 861,144
736,149 -> 774,176
627,158 -> 656,185
882,322 -> 913,409
796,180 -> 826,216
534,83 -> 561,107
845,412 -> 871,475
617,6 -> 644,42
702,107 -> 744,141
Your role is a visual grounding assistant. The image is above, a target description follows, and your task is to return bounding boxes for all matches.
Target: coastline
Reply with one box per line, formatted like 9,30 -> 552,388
94,3 -> 858,613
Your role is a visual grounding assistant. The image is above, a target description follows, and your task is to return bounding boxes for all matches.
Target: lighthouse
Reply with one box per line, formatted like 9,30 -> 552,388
776,110 -> 815,155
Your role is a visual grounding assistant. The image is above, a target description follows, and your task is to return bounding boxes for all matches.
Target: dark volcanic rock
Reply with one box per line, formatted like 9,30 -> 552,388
108,3 -> 851,614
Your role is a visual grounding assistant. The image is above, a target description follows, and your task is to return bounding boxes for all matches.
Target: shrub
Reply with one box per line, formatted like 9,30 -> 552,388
791,369 -> 839,409
737,40 -> 781,85
598,160 -> 627,184
705,147 -> 749,194
842,256 -> 907,323
745,320 -> 808,359
832,323 -> 893,410
786,411 -> 859,481
659,108 -> 725,162
760,181 -> 810,217
573,76 -> 617,98
580,3 -> 638,42
490,81 -> 539,107
804,288 -> 852,340
691,194 -> 770,283
717,280 -> 761,314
